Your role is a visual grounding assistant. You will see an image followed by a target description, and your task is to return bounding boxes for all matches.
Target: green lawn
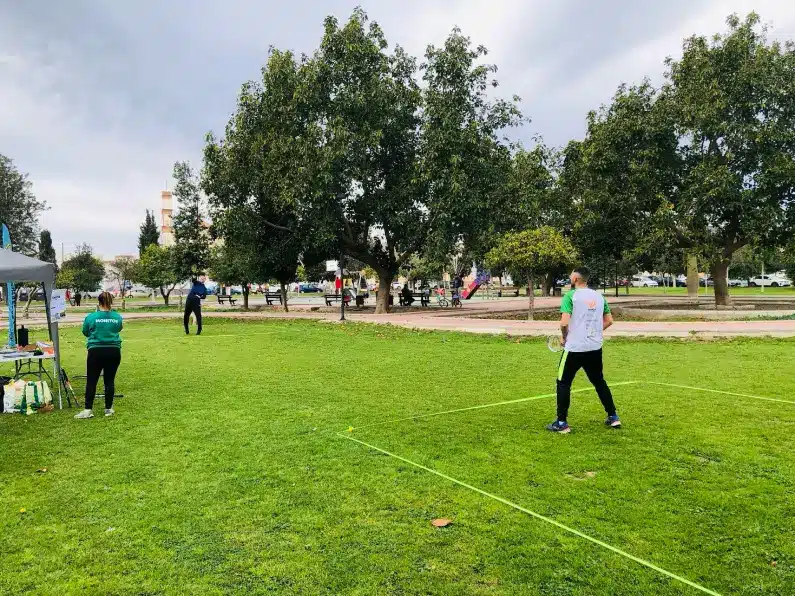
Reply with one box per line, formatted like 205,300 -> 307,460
1,320 -> 794,595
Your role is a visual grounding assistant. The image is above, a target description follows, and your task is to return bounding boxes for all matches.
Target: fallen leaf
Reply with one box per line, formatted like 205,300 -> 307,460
771,561 -> 777,567
431,518 -> 452,528
584,471 -> 597,479
36,468 -> 47,474
346,427 -> 354,433
19,508 -> 26,514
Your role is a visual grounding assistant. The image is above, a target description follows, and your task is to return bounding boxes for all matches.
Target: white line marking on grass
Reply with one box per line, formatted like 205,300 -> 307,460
351,381 -> 639,430
343,434 -> 722,596
646,382 -> 795,405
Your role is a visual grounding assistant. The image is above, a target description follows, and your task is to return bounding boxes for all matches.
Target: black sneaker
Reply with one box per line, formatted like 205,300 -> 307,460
605,415 -> 621,428
546,420 -> 571,434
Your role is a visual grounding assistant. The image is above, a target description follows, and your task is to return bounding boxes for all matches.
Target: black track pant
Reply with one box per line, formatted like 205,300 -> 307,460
85,347 -> 121,410
184,297 -> 202,334
556,348 -> 616,421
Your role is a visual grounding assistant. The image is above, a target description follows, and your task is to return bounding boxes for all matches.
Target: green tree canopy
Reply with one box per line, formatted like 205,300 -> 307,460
662,12 -> 795,303
138,210 -> 160,257
135,244 -> 181,305
486,227 -> 577,320
172,162 -> 210,280
38,230 -> 57,271
58,244 -> 104,294
0,154 -> 47,255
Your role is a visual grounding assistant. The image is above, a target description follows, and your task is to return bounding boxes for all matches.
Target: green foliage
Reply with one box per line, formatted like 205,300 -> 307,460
203,10 -> 521,313
109,256 -> 138,307
138,210 -> 160,257
419,27 -> 520,265
172,162 -> 209,279
38,230 -> 57,271
135,244 -> 180,304
58,244 -> 104,293
486,227 -> 577,281
402,254 -> 446,286
563,83 -> 681,267
506,144 -> 566,232
665,13 -> 795,255
0,154 -> 47,255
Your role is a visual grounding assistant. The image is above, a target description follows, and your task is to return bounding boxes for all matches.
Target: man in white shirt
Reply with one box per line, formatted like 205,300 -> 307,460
547,267 -> 620,434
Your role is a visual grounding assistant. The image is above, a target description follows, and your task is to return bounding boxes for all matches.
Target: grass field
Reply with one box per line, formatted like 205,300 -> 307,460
1,319 -> 794,595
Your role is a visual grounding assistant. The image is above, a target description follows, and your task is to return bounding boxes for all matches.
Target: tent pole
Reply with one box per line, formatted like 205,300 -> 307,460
42,282 -> 62,409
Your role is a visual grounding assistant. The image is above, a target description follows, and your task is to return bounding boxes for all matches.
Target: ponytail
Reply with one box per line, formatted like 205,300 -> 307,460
98,291 -> 114,309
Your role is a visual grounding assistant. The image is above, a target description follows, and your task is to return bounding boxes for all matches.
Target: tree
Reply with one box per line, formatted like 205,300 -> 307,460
0,154 -> 47,255
58,244 -> 104,294
506,144 -> 570,294
135,244 -> 180,305
172,162 -> 210,280
208,244 -> 256,309
663,13 -> 795,305
561,83 -> 682,297
202,47 -> 319,313
38,230 -> 57,270
109,256 -> 137,309
19,230 -> 59,316
138,210 -> 159,256
486,227 -> 577,320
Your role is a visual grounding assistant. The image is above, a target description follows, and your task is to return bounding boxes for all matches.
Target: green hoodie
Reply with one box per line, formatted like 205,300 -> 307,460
82,310 -> 123,349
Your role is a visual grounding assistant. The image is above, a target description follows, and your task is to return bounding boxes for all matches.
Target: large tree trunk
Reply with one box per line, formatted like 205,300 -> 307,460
711,259 -> 731,307
686,254 -> 699,299
527,273 -> 535,321
160,286 -> 170,306
23,286 -> 35,318
540,272 -> 554,297
375,271 -> 393,315
280,281 -> 289,312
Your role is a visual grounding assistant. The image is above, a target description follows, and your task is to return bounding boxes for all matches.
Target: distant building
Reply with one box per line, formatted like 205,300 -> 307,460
160,190 -> 175,246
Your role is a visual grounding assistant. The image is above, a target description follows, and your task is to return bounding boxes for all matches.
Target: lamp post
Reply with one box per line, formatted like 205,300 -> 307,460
339,253 -> 346,321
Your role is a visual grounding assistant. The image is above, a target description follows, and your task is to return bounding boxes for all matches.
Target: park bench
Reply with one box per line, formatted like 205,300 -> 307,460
216,295 -> 237,306
495,286 -> 520,297
324,293 -> 352,307
399,292 -> 430,307
265,292 -> 284,306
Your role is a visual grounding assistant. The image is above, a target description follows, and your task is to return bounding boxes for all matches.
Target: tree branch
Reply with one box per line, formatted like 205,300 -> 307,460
262,218 -> 294,233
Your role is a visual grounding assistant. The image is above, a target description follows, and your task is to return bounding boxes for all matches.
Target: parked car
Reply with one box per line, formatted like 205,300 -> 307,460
299,283 -> 323,294
728,279 -> 749,288
699,276 -> 714,287
630,276 -> 659,288
749,275 -> 792,287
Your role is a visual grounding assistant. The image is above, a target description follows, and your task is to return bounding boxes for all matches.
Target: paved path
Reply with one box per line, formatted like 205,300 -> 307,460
5,296 -> 794,338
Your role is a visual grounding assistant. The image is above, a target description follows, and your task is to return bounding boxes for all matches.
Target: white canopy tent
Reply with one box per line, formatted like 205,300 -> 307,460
0,250 -> 63,407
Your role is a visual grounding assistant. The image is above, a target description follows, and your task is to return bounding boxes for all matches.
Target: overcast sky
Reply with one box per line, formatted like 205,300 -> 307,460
2,1 -> 794,259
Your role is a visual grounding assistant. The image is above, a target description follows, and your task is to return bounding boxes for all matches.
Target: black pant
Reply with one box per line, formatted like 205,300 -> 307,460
556,348 -> 616,421
184,297 -> 202,334
85,347 -> 121,410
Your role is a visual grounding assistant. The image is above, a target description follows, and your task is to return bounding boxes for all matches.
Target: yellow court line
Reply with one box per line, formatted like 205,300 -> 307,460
343,435 -> 721,596
351,381 -> 639,430
645,382 -> 795,405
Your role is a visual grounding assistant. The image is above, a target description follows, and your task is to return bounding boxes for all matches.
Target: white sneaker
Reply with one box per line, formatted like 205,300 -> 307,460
104,408 -> 115,417
74,409 -> 94,420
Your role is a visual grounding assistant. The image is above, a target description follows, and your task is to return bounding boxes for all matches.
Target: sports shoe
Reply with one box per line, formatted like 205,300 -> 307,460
104,408 -> 115,417
74,409 -> 94,420
546,420 -> 571,433
605,415 -> 621,428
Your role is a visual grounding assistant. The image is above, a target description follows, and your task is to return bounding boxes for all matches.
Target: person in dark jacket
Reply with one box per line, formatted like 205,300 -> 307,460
184,275 -> 208,335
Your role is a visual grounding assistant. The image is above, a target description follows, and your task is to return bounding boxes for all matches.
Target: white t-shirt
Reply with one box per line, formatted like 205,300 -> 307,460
560,287 -> 610,352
